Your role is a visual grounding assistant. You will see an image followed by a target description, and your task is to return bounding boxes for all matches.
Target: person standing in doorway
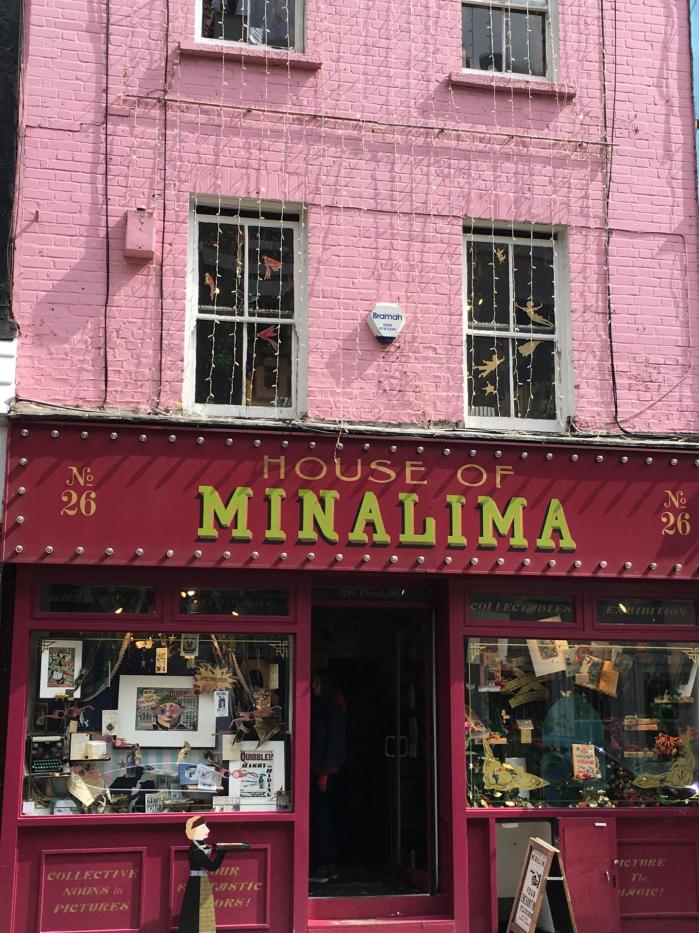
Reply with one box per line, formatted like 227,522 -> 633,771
309,669 -> 346,884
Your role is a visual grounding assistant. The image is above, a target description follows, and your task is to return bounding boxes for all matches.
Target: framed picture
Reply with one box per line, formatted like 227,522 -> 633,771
180,634 -> 200,658
117,675 -> 215,748
39,639 -> 83,698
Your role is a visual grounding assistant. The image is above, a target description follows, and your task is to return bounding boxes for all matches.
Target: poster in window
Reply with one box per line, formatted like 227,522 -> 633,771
229,740 -> 284,811
39,639 -> 83,698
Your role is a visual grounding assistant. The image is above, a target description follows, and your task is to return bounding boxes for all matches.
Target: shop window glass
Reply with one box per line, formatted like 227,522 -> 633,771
178,588 -> 288,616
597,598 -> 696,627
465,638 -> 699,809
39,584 -> 155,615
25,632 -> 292,816
469,593 -> 575,623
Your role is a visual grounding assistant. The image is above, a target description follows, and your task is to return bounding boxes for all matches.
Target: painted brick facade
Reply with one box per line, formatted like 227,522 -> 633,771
12,0 -> 699,433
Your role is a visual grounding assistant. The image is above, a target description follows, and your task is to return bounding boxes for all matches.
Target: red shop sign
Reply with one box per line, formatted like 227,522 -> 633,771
2,422 -> 698,577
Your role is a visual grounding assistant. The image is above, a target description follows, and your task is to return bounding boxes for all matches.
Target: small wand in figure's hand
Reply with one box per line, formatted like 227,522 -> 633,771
216,843 -> 252,850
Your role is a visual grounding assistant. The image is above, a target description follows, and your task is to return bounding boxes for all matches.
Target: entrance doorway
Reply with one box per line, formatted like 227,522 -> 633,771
309,606 -> 437,899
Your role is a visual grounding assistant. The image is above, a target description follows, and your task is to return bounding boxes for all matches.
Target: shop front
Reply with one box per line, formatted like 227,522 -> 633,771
0,421 -> 697,932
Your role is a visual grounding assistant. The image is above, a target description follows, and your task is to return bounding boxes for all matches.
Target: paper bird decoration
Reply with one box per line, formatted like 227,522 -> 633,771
262,256 -> 282,279
516,300 -> 553,328
177,741 -> 191,764
484,382 -> 497,396
495,248 -> 507,263
482,739 -> 549,792
204,273 -> 219,301
518,339 -> 542,358
474,353 -> 505,379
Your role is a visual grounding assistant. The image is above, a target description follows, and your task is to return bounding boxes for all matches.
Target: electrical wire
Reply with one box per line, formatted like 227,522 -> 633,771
101,0 -> 111,408
155,0 -> 171,411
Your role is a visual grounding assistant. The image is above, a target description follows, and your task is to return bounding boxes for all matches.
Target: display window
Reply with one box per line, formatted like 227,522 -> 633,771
465,635 -> 699,809
24,629 -> 293,817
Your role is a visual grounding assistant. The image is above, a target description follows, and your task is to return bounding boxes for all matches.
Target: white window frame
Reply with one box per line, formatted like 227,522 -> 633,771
461,0 -> 557,82
195,0 -> 305,52
184,200 -> 307,420
462,225 -> 572,434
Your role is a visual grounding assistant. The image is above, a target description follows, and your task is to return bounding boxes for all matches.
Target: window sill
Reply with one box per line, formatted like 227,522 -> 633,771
178,40 -> 322,71
448,70 -> 575,100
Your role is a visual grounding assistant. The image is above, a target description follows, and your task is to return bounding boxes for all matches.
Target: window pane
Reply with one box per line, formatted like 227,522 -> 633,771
198,222 -> 245,316
597,599 -> 696,627
466,241 -> 510,329
247,225 -> 295,318
469,594 -> 575,623
466,638 -> 699,809
202,0 -> 294,48
246,322 -> 293,408
26,632 -> 293,815
462,6 -> 504,71
39,585 -> 155,615
514,336 -> 556,420
467,335 -> 511,417
179,588 -> 288,615
507,11 -> 546,76
195,319 -> 244,405
513,244 -> 555,333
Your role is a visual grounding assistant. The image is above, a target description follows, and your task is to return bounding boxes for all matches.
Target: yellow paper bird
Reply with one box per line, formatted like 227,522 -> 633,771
177,741 -> 191,764
484,382 -> 497,396
516,300 -> 553,328
495,248 -> 507,263
633,733 -> 695,790
518,339 -> 542,358
474,353 -> 505,379
482,740 -> 549,793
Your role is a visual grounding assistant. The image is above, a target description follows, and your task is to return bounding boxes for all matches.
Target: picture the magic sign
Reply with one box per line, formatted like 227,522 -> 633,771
3,423 -> 698,576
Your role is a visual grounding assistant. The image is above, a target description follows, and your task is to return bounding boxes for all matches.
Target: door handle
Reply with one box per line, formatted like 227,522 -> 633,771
385,735 -> 396,758
605,869 -> 617,887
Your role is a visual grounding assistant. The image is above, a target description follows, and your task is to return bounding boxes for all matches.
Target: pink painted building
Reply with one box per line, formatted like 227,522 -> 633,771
2,1 -> 699,932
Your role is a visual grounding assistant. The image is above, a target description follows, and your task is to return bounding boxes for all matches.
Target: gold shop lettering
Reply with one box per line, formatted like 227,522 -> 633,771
61,465 -> 97,517
661,489 -> 691,536
197,485 -> 576,552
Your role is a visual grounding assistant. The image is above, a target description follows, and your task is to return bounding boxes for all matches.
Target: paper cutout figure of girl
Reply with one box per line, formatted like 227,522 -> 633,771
177,818 -> 252,931
177,816 -> 227,933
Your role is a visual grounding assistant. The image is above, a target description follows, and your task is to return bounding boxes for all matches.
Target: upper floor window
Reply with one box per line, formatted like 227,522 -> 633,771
462,0 -> 550,78
188,205 -> 304,417
200,0 -> 301,50
464,227 -> 569,431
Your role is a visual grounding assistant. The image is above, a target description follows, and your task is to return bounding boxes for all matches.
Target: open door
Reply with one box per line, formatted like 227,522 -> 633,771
310,607 -> 437,900
390,619 -> 435,892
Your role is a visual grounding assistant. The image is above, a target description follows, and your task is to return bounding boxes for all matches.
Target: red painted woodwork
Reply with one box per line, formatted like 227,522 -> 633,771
4,422 -> 698,578
560,818 -> 620,933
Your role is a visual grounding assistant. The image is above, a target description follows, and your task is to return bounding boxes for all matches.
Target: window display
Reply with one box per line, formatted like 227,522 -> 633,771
24,632 -> 292,816
466,638 -> 699,808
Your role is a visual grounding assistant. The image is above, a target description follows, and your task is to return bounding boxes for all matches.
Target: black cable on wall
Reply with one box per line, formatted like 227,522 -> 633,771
0,0 -> 22,340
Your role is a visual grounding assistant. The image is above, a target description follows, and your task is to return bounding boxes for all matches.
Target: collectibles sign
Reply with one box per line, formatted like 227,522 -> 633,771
3,422 -> 698,576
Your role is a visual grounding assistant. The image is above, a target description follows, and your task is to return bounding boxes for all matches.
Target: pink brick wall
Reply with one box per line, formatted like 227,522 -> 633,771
12,0 -> 699,432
